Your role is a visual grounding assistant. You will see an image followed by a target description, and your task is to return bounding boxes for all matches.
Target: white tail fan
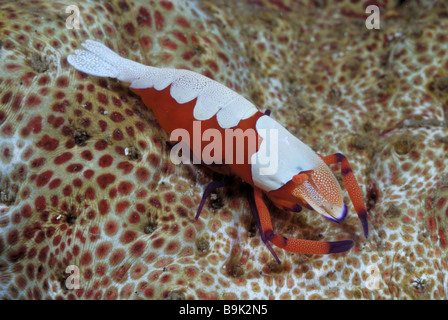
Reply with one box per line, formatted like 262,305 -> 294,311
67,40 -> 153,82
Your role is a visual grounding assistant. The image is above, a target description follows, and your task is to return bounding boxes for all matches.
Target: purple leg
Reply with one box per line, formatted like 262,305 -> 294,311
246,187 -> 280,264
195,177 -> 232,220
264,109 -> 271,116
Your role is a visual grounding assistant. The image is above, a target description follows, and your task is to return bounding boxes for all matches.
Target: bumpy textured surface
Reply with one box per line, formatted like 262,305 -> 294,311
0,0 -> 447,299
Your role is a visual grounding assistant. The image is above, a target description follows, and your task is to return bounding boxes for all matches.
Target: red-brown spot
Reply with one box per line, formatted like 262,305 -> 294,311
207,60 -> 219,73
75,92 -> 84,103
54,152 -> 73,165
164,241 -> 180,254
176,206 -> 188,218
147,153 -> 160,167
34,195 -> 46,212
110,248 -> 125,265
184,227 -> 195,241
47,115 -> 65,128
79,118 -> 91,128
83,169 -> 94,179
85,187 -> 95,200
33,252 -> 47,272
98,199 -> 110,215
105,220 -> 118,236
160,1 -> 173,10
427,217 -> 436,233
109,188 -> 117,199
113,129 -> 123,141
117,161 -> 134,174
164,192 -> 176,204
26,263 -> 35,280
21,116 -> 42,137
149,197 -> 161,209
2,124 -> 13,136
25,94 -> 41,108
49,178 -> 61,190
56,76 -> 69,88
182,51 -> 195,60
140,36 -> 152,49
81,150 -> 93,161
154,10 -> 164,30
97,93 -> 108,105
175,16 -> 189,28
136,189 -> 148,198
96,173 -> 116,189
7,229 -> 19,246
31,157 -> 45,168
36,170 -> 53,187
120,230 -> 136,244
81,252 -> 92,266
135,167 -> 149,182
137,7 -> 152,27
24,222 -> 41,240
98,155 -> 113,168
111,96 -> 122,107
128,211 -> 140,224
8,245 -> 27,263
217,52 -> 229,64
94,140 -> 109,151
118,1 -> 130,11
152,238 -> 165,249
95,242 -> 111,259
98,120 -> 108,132
35,231 -> 46,244
115,146 -> 125,156
117,181 -> 133,195
1,92 -> 12,104
86,84 -> 94,92
87,210 -> 96,220
115,200 -> 130,214
37,135 -> 59,151
439,228 -> 447,249
62,185 -> 72,196
65,140 -> 76,149
61,125 -> 72,136
38,75 -> 50,86
134,121 -> 146,132
124,22 -> 135,35
73,178 -> 82,188
160,37 -> 177,50
6,64 -> 22,71
125,126 -> 135,137
160,274 -> 171,283
51,100 -> 70,113
66,163 -> 83,173
130,241 -> 145,257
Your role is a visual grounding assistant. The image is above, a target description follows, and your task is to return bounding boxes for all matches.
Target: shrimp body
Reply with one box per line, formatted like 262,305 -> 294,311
68,41 -> 368,262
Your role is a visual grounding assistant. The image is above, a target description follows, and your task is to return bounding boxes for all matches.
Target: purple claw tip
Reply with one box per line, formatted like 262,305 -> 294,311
329,240 -> 354,254
340,203 -> 348,221
362,216 -> 369,238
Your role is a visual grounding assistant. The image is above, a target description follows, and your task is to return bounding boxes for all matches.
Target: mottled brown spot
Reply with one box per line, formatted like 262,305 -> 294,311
384,204 -> 401,219
393,137 -> 413,155
209,192 -> 224,210
164,290 -> 185,300
126,145 -> 140,161
30,52 -> 49,73
73,128 -> 91,146
196,239 -> 210,253
353,136 -> 370,150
